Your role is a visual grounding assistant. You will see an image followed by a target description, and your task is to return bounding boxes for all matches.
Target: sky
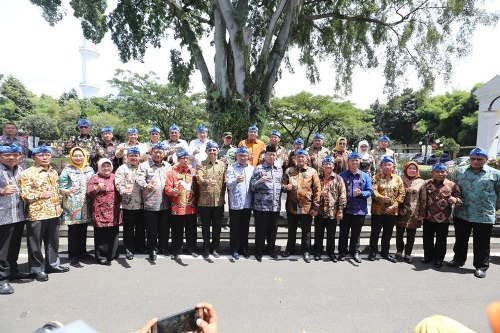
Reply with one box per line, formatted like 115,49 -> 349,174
0,0 -> 499,109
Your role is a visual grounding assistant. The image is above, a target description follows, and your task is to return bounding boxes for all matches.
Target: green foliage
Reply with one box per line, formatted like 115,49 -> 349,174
372,89 -> 426,145
18,113 -> 60,140
108,70 -> 208,140
58,89 -> 79,106
0,75 -> 35,121
417,89 -> 479,145
269,92 -> 373,147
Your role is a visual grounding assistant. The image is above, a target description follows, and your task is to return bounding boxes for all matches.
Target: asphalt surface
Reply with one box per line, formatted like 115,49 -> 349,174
2,251 -> 500,333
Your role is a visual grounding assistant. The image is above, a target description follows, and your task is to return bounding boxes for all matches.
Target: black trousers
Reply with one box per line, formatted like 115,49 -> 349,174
313,216 -> 337,256
285,213 -> 312,254
26,218 -> 61,273
396,226 -> 417,255
122,209 -> 145,253
94,226 -> 119,261
229,209 -> 252,253
452,216 -> 493,270
370,214 -> 397,256
68,223 -> 88,259
144,210 -> 170,252
199,206 -> 224,251
0,222 -> 25,279
338,213 -> 365,255
170,214 -> 198,255
422,220 -> 449,262
253,210 -> 279,257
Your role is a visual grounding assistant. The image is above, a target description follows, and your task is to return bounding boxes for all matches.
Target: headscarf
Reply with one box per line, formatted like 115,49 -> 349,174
97,158 -> 113,176
358,140 -> 370,159
403,161 -> 421,179
69,147 -> 89,172
335,137 -> 347,152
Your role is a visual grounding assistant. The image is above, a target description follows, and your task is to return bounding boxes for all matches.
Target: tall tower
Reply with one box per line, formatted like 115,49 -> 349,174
79,38 -> 100,98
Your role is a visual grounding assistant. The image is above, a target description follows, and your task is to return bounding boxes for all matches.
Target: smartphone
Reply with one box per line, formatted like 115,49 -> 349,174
153,307 -> 203,333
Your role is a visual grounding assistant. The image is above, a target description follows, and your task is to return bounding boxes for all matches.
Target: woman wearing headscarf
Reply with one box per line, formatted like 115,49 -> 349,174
87,158 -> 121,265
357,140 -> 376,176
59,147 -> 95,266
331,137 -> 348,174
396,161 -> 425,263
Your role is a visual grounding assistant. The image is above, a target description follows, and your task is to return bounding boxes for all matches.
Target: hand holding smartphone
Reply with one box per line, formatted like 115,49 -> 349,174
153,308 -> 203,333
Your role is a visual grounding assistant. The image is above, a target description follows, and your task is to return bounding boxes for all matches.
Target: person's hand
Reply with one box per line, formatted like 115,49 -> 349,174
194,302 -> 218,333
193,148 -> 200,155
117,143 -> 125,151
64,186 -> 77,195
95,182 -> 106,192
336,210 -> 343,221
219,156 -> 226,163
353,188 -> 362,197
136,317 -> 157,333
310,209 -> 318,217
259,174 -> 268,183
381,196 -> 392,203
41,190 -> 55,199
124,184 -> 133,195
98,148 -> 105,157
1,180 -> 16,195
146,181 -> 156,191
383,204 -> 397,214
236,173 -> 244,183
282,183 -> 292,191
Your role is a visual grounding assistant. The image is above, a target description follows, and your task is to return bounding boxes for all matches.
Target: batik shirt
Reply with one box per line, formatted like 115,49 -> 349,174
259,145 -> 288,169
0,135 -> 29,168
90,140 -> 119,171
163,139 -> 189,165
66,135 -> 99,156
282,166 -> 321,215
114,163 -> 146,210
371,173 -> 406,216
306,146 -> 330,173
59,165 -> 94,225
418,178 -> 461,223
370,147 -> 396,173
451,164 -> 500,224
19,165 -> 62,221
165,165 -> 197,215
250,162 -> 283,212
115,142 -> 149,163
0,163 -> 25,225
140,160 -> 171,211
196,159 -> 226,207
87,173 -> 121,228
318,173 -> 347,219
226,162 -> 254,210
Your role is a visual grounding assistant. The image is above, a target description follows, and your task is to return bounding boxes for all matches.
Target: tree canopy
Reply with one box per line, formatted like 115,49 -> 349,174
31,0 -> 499,137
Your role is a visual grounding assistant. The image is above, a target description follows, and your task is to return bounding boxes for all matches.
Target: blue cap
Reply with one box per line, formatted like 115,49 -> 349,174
196,124 -> 208,133
469,147 -> 488,158
322,156 -> 335,164
151,142 -> 166,150
270,130 -> 281,138
77,119 -> 91,127
206,141 -> 219,150
127,147 -> 141,155
101,126 -> 113,133
176,149 -> 189,158
236,147 -> 249,154
348,152 -> 361,160
127,128 -> 138,134
169,124 -> 180,132
314,133 -> 324,140
380,155 -> 395,164
248,124 -> 259,132
379,135 -> 390,142
294,148 -> 307,156
294,138 -> 304,145
32,144 -> 53,155
149,127 -> 161,134
432,163 -> 448,172
0,144 -> 22,154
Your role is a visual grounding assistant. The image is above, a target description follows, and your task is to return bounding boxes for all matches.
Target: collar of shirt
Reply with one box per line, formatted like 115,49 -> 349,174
347,169 -> 362,176
34,165 -> 53,173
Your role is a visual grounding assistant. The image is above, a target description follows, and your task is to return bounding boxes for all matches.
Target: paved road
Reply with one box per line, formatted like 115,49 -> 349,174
2,252 -> 500,333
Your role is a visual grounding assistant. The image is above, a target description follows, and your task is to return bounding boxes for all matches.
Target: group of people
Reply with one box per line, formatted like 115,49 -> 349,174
0,120 -> 499,296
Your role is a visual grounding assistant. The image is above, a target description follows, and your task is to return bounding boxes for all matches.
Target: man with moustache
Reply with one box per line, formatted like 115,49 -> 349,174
238,124 -> 266,168
189,125 -> 210,169
218,132 -> 237,166
306,133 -> 330,174
65,118 -> 99,157
115,128 -> 149,164
163,124 -> 189,166
0,123 -> 29,168
19,145 -> 70,282
259,130 -> 288,169
90,126 -> 119,172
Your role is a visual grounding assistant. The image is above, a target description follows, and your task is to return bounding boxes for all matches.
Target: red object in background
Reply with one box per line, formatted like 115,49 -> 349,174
431,143 -> 438,149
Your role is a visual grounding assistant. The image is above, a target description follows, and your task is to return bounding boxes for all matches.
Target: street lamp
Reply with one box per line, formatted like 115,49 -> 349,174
418,132 -> 440,164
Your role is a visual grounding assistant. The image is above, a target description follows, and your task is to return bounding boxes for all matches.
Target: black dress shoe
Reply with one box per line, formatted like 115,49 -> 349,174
35,272 -> 48,282
243,251 -> 250,259
382,254 -> 397,263
269,253 -> 278,259
421,257 -> 432,263
0,281 -> 14,294
434,260 -> 443,268
281,251 -> 290,258
149,250 -> 157,261
47,266 -> 70,273
474,269 -> 486,278
9,271 -> 31,280
190,251 -> 199,258
171,254 -> 179,260
212,250 -> 220,258
303,253 -> 311,263
125,251 -> 134,260
255,255 -> 262,262
69,258 -> 81,267
202,251 -> 209,259
98,259 -> 110,266
447,260 -> 464,267
314,254 -> 321,261
368,253 -> 376,261
329,254 -> 338,263
338,253 -> 346,261
405,256 -> 413,264
353,253 -> 362,263
158,249 -> 170,256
